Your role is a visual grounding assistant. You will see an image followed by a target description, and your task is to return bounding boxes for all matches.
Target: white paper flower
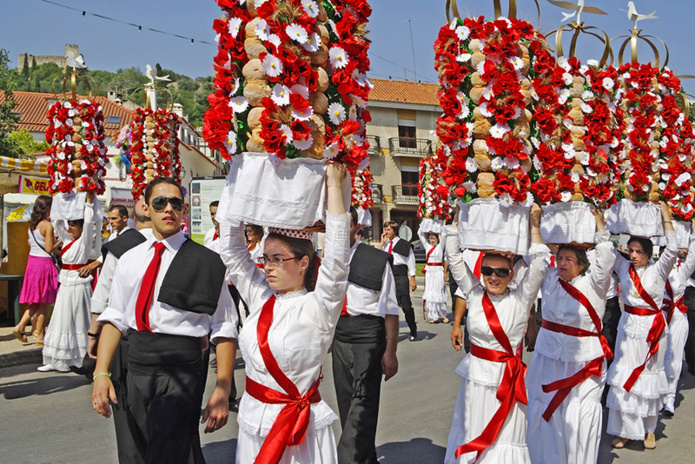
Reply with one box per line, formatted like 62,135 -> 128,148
255,19 -> 270,41
659,182 -> 667,191
229,97 -> 249,113
303,32 -> 322,53
456,53 -> 472,63
581,103 -> 593,114
279,124 -> 293,143
230,78 -> 241,96
558,88 -> 571,105
582,90 -> 595,101
63,102 -> 72,109
329,47 -> 349,69
289,84 -> 310,99
560,191 -> 572,202
465,158 -> 478,173
228,17 -> 243,38
268,34 -> 281,47
479,103 -> 493,118
676,172 -> 692,186
262,54 -> 283,77
491,158 -> 503,171
292,106 -> 314,121
463,181 -> 477,193
523,192 -> 534,207
587,59 -> 599,67
455,25 -> 470,41
57,151 -> 66,160
348,105 -> 358,121
579,152 -> 590,165
558,57 -> 571,72
490,124 -> 509,139
499,193 -> 513,207
509,56 -> 524,71
226,131 -> 238,154
286,23 -> 308,44
328,102 -> 346,125
456,105 -> 470,120
271,85 -> 291,106
602,77 -> 615,91
503,157 -> 519,170
302,0 -> 319,17
65,118 -> 74,127
570,172 -> 580,183
292,132 -> 313,150
323,141 -> 340,160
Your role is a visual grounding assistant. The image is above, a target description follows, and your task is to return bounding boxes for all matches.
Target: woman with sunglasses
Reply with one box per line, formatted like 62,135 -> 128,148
219,161 -> 350,464
39,192 -> 98,372
525,208 -> 615,464
607,202 -> 677,450
417,227 -> 450,324
443,204 -> 548,464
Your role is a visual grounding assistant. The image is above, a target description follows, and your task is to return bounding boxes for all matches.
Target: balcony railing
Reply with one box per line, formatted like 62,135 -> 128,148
371,183 -> 383,203
388,137 -> 434,158
366,135 -> 381,155
391,185 -> 419,205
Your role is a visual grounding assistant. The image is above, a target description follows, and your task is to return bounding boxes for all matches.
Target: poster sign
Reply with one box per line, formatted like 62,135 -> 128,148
109,187 -> 137,216
18,176 -> 51,195
189,176 -> 226,245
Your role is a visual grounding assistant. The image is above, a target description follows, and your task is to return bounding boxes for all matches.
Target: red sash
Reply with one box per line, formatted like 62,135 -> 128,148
61,239 -> 76,256
473,252 -> 483,279
622,266 -> 667,392
539,279 -> 613,421
662,279 -> 688,324
422,247 -> 438,274
248,296 -> 322,464
62,263 -> 86,271
455,293 -> 527,461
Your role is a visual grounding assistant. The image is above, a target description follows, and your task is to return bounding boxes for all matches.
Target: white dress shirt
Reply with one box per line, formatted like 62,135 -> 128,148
344,241 -> 399,318
204,227 -> 217,249
98,230 -> 238,343
90,229 -> 154,314
95,226 -> 133,264
382,237 -> 416,277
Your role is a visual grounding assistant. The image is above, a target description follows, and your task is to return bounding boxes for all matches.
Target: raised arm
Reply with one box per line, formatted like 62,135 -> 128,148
589,208 -> 617,295
444,225 -> 479,297
516,204 -> 550,309
654,202 -> 678,280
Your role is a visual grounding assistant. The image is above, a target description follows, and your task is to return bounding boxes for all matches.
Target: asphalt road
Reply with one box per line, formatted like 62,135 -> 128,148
2,295 -> 695,463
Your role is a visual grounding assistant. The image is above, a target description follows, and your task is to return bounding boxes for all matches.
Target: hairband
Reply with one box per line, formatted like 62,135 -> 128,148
268,227 -> 314,240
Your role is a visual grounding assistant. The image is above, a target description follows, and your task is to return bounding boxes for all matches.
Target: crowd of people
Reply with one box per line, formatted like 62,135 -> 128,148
9,168 -> 695,464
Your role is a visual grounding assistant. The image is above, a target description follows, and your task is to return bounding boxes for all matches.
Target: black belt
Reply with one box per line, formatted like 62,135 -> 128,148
126,330 -> 203,374
335,314 -> 386,344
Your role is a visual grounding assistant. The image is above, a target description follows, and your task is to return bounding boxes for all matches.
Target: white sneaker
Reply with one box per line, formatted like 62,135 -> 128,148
37,364 -> 55,372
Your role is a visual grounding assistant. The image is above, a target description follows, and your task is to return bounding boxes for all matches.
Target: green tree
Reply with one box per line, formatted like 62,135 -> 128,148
0,48 -> 18,157
6,129 -> 50,158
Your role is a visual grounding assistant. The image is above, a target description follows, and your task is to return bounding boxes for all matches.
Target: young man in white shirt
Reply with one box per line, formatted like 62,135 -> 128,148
91,178 -> 238,464
203,201 -> 219,248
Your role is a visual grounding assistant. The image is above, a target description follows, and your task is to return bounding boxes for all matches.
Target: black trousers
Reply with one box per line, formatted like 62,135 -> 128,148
684,287 -> 695,371
394,275 -> 417,335
122,331 -> 206,464
602,296 -> 622,356
332,318 -> 386,464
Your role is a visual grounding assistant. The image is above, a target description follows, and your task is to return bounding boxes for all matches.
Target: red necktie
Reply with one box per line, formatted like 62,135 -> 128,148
387,241 -> 393,253
135,242 -> 166,332
341,296 -> 349,316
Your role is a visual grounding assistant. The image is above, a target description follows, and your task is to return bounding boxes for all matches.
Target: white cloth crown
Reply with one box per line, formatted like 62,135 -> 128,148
268,227 -> 314,240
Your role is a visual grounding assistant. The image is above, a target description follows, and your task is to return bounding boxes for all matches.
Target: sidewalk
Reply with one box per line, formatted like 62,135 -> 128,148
0,326 -> 43,368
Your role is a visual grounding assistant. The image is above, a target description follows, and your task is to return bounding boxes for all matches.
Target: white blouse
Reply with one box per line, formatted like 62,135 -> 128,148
445,228 -> 548,386
56,202 -> 97,287
219,213 -> 350,436
664,237 -> 695,303
536,230 -> 616,362
418,227 -> 444,266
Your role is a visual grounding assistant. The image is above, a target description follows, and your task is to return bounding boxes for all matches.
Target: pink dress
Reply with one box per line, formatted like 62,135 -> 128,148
20,225 -> 58,304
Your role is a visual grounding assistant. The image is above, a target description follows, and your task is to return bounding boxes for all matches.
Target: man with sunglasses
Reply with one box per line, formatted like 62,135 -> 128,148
92,177 -> 238,464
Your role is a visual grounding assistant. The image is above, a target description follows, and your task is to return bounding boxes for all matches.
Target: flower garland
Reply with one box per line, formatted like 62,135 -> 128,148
45,99 -> 107,194
203,0 -> 372,167
434,16 -> 546,206
350,166 -> 373,210
616,63 -> 693,218
418,147 -> 452,220
530,51 -> 623,206
129,108 -> 181,200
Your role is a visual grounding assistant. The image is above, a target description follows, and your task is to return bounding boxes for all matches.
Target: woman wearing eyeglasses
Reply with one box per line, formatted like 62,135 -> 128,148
606,202 -> 677,450
525,208 -> 615,464
443,204 -> 548,464
38,192 -> 98,372
219,161 -> 350,464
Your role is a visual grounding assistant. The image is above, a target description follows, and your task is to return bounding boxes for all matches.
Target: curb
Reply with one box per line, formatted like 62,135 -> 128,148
0,348 -> 42,369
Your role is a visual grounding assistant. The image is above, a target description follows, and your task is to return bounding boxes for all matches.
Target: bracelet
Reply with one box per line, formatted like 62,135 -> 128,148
93,372 -> 111,380
87,332 -> 100,338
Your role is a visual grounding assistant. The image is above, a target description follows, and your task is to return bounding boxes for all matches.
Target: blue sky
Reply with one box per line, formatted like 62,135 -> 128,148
1,0 -> 694,94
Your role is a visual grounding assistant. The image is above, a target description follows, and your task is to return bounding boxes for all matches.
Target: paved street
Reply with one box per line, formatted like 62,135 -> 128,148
2,293 -> 695,463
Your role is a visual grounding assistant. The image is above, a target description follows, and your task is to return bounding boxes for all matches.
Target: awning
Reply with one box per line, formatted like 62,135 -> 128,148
0,156 -> 49,195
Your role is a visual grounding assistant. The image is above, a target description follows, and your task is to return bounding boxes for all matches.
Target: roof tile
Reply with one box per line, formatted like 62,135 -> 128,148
369,78 -> 440,107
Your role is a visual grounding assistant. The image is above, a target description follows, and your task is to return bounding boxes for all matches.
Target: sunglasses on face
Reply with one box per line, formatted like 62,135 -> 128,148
150,196 -> 185,212
480,266 -> 511,278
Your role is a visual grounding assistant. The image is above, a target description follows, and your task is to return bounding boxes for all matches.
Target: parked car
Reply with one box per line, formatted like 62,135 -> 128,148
412,239 -> 426,263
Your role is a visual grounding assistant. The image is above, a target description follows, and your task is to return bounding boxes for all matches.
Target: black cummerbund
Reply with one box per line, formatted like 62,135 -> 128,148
127,330 -> 202,375
392,264 -> 408,278
334,314 -> 386,344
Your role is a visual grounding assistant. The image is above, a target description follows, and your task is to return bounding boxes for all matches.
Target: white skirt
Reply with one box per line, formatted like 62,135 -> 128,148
236,412 -> 338,464
663,309 -> 689,412
423,266 -> 449,320
444,368 -> 531,464
526,353 -> 605,464
42,281 -> 92,371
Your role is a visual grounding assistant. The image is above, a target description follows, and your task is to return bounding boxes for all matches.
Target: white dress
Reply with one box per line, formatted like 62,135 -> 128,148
526,231 -> 616,464
220,213 -> 350,464
606,232 -> 677,440
42,202 -> 96,371
444,228 -> 548,464
418,228 -> 448,321
661,238 -> 695,413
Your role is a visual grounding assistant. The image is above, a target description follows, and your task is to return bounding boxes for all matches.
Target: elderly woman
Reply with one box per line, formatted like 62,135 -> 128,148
219,162 -> 350,464
607,202 -> 677,450
418,226 -> 449,323
526,209 -> 615,464
443,205 -> 548,464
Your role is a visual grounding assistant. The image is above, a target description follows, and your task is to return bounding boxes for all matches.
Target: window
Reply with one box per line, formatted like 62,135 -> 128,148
107,116 -> 121,125
398,125 -> 416,148
401,171 -> 419,197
